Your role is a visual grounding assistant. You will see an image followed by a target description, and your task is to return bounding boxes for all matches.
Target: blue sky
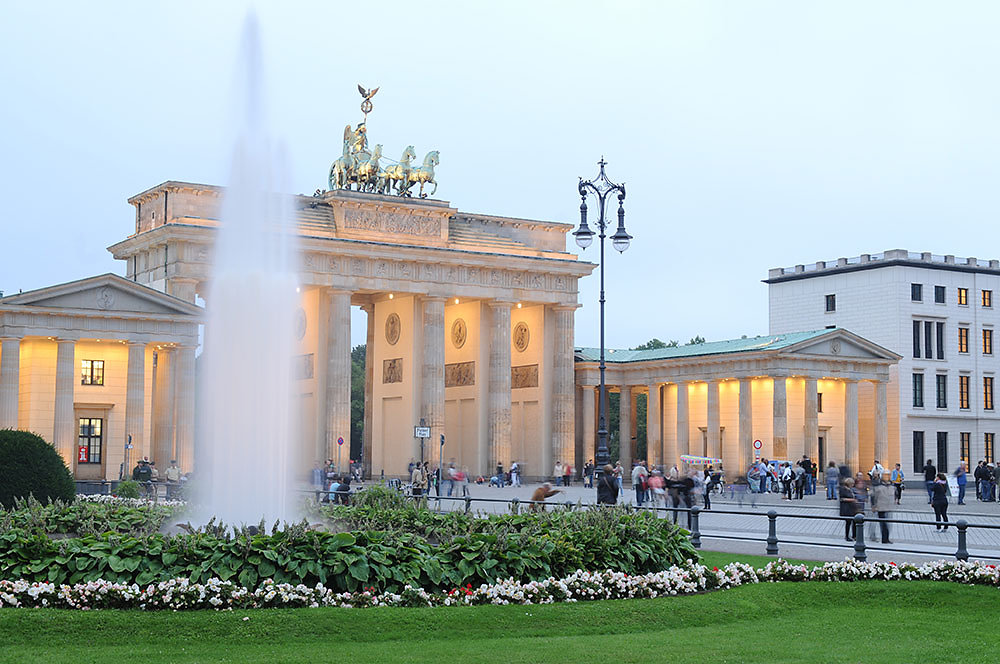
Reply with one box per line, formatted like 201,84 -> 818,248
2,1 -> 999,348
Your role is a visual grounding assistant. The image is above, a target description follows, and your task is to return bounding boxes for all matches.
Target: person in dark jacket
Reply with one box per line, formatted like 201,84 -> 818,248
596,465 -> 618,505
923,460 -> 937,504
840,477 -> 858,541
931,473 -> 950,530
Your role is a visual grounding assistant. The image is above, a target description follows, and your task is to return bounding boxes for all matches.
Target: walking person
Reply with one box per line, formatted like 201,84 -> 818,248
529,483 -> 560,511
793,462 -> 806,499
510,461 -> 521,487
870,477 -> 893,544
647,470 -> 666,513
596,465 -> 618,505
800,455 -> 814,495
781,463 -> 793,500
583,459 -> 594,488
840,477 -> 858,540
954,462 -> 968,505
890,463 -> 905,505
826,461 -> 840,500
459,465 -> 471,497
931,472 -> 950,530
553,460 -> 563,486
613,461 -> 624,501
923,459 -> 937,504
563,462 -> 572,488
631,461 -> 648,507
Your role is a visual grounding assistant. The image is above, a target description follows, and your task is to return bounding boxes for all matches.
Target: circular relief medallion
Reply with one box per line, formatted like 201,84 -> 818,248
513,322 -> 530,352
385,312 -> 401,346
294,308 -> 307,341
96,287 -> 115,310
831,340 -> 842,355
451,318 -> 467,349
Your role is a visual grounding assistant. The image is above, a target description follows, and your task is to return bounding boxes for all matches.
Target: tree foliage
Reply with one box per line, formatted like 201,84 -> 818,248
0,430 -> 75,508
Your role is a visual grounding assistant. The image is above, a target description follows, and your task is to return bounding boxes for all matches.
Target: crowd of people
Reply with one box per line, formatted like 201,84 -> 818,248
127,457 -> 184,498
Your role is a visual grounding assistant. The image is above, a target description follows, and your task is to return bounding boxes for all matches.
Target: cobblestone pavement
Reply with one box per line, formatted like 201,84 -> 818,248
369,479 -> 1000,562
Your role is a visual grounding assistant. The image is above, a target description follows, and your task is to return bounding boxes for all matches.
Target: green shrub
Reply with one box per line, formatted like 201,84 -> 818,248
114,481 -> 141,499
0,430 -> 74,509
349,484 -> 407,511
0,496 -> 178,537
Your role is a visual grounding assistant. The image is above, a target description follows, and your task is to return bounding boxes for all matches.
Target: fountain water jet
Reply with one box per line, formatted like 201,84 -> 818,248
193,14 -> 302,527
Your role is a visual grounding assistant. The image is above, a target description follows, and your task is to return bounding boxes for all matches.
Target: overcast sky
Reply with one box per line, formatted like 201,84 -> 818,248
3,1 -> 999,349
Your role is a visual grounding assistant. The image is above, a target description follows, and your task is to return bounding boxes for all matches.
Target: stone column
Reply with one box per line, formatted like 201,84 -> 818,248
487,301 -> 512,468
325,290 -> 352,465
772,376 -> 787,459
707,379 -> 721,459
874,379 -> 888,464
647,383 -> 661,467
676,381 -> 689,460
52,340 -> 76,464
125,343 -> 146,462
738,378 -> 752,476
804,378 -> 819,460
844,379 -> 859,473
619,386 -> 632,469
582,386 -> 595,465
422,297 -> 446,459
153,349 -> 175,465
167,277 -> 198,304
551,306 -> 576,468
362,304 -> 375,479
174,345 -> 196,471
0,338 -> 21,429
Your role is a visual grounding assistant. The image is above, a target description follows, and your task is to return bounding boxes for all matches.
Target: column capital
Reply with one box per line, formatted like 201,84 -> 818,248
421,295 -> 448,304
488,299 -> 515,309
551,303 -> 581,312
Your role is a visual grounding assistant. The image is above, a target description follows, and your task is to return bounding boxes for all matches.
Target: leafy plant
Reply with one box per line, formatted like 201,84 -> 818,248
0,430 -> 74,508
114,481 -> 140,499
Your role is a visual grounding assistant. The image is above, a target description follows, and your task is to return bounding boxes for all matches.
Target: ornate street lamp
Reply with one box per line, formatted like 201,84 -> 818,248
574,158 -> 631,477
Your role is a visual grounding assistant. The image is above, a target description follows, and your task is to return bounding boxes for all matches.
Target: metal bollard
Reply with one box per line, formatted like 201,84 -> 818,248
464,495 -> 472,514
853,513 -> 867,561
766,510 -> 779,556
690,506 -> 701,549
956,519 -> 969,561
511,497 -> 519,515
565,501 -> 574,512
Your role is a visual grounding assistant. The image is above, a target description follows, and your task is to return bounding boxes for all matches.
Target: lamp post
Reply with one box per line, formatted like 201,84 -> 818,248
573,158 -> 631,477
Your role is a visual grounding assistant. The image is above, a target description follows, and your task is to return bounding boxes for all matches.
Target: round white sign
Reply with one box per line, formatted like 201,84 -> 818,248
753,439 -> 762,450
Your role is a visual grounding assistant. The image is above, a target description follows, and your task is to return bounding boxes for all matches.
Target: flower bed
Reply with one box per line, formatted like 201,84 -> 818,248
0,558 -> 997,610
75,495 -> 187,508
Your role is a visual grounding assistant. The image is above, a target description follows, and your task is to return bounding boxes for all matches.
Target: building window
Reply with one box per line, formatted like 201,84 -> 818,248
912,373 -> 924,408
986,433 -> 995,464
961,432 -> 971,466
817,392 -> 823,413
985,377 -> 995,411
825,294 -> 836,312
984,290 -> 993,308
936,321 -> 945,359
959,375 -> 970,410
937,432 -> 948,471
912,321 -> 921,358
984,329 -> 994,355
80,360 -> 104,386
911,283 -> 923,302
959,327 -> 969,354
958,287 -> 969,306
936,374 -> 947,409
913,431 -> 925,473
935,285 -> 946,303
924,321 -> 933,359
77,418 -> 103,464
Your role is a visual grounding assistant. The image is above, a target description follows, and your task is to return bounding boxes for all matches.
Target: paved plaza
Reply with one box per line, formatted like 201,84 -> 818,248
381,479 -> 1000,564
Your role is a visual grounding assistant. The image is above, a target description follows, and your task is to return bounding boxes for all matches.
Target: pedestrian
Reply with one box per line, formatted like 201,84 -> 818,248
890,463 -> 905,504
584,459 -> 594,488
596,465 -> 618,505
704,467 -> 720,509
495,462 -> 505,488
923,459 -> 937,504
825,461 -> 839,500
988,463 -> 999,502
647,469 -> 667,512
870,477 -> 893,544
553,460 -> 563,486
869,459 -> 886,482
510,461 -> 521,487
793,462 -> 806,499
781,463 -> 793,500
563,462 -> 572,488
613,461 -> 624,501
446,462 -> 457,497
529,483 -> 560,511
931,472 -> 950,530
459,465 -> 471,497
974,461 -> 987,501
165,460 -> 181,499
840,477 -> 858,541
679,471 -> 696,527
631,461 -> 648,507
954,462 -> 968,505
410,463 -> 425,504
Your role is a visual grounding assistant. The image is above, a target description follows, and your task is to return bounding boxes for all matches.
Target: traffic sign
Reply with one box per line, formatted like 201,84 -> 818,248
414,426 -> 431,438
753,439 -> 762,450
337,436 -> 345,447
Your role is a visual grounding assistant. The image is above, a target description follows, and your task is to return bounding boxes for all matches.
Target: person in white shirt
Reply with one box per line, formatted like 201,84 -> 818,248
631,462 -> 649,507
870,460 -> 886,481
553,461 -> 563,486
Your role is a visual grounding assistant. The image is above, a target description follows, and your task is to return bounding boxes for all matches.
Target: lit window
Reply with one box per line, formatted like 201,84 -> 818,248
986,433 -> 995,464
825,294 -> 836,312
984,329 -> 994,356
958,288 -> 969,306
960,432 -> 970,466
985,377 -> 995,411
81,360 -> 104,386
817,392 -> 823,413
934,286 -> 946,303
959,375 -> 970,410
984,290 -> 994,308
77,418 -> 103,464
912,373 -> 924,408
958,327 -> 969,354
911,283 -> 923,302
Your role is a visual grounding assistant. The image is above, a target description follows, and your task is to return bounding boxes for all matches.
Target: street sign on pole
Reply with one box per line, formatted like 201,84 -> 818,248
414,426 -> 431,439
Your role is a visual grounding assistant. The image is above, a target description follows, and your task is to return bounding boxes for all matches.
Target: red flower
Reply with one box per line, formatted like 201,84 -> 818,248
713,567 -> 719,571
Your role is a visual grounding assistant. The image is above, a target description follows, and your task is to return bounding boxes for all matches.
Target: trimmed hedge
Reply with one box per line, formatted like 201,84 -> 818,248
0,430 -> 74,509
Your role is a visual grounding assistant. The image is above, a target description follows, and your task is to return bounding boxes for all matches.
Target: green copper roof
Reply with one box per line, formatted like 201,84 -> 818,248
575,329 -> 835,363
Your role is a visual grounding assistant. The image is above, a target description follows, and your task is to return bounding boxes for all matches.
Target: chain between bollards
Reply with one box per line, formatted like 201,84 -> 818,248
956,519 -> 969,561
766,510 -> 778,556
853,513 -> 867,561
689,506 -> 701,549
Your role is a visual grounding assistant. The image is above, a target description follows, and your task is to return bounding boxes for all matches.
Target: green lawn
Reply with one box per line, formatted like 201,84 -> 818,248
0,579 -> 993,663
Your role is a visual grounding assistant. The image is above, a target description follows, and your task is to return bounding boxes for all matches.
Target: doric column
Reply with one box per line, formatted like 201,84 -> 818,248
0,338 -> 21,429
804,378 -> 819,460
325,289 -> 352,464
707,379 -> 721,459
52,340 -> 76,464
167,277 -> 198,304
125,342 -> 146,462
153,349 -> 175,465
619,386 -> 632,469
676,381 -> 689,460
738,378 -> 752,476
174,345 -> 196,471
487,301 -> 512,468
874,379 -> 888,464
647,383 -> 661,467
772,376 -> 787,459
582,386 -> 596,464
551,306 -> 576,468
362,304 -> 375,478
844,379 -> 859,473
422,297 -> 447,458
